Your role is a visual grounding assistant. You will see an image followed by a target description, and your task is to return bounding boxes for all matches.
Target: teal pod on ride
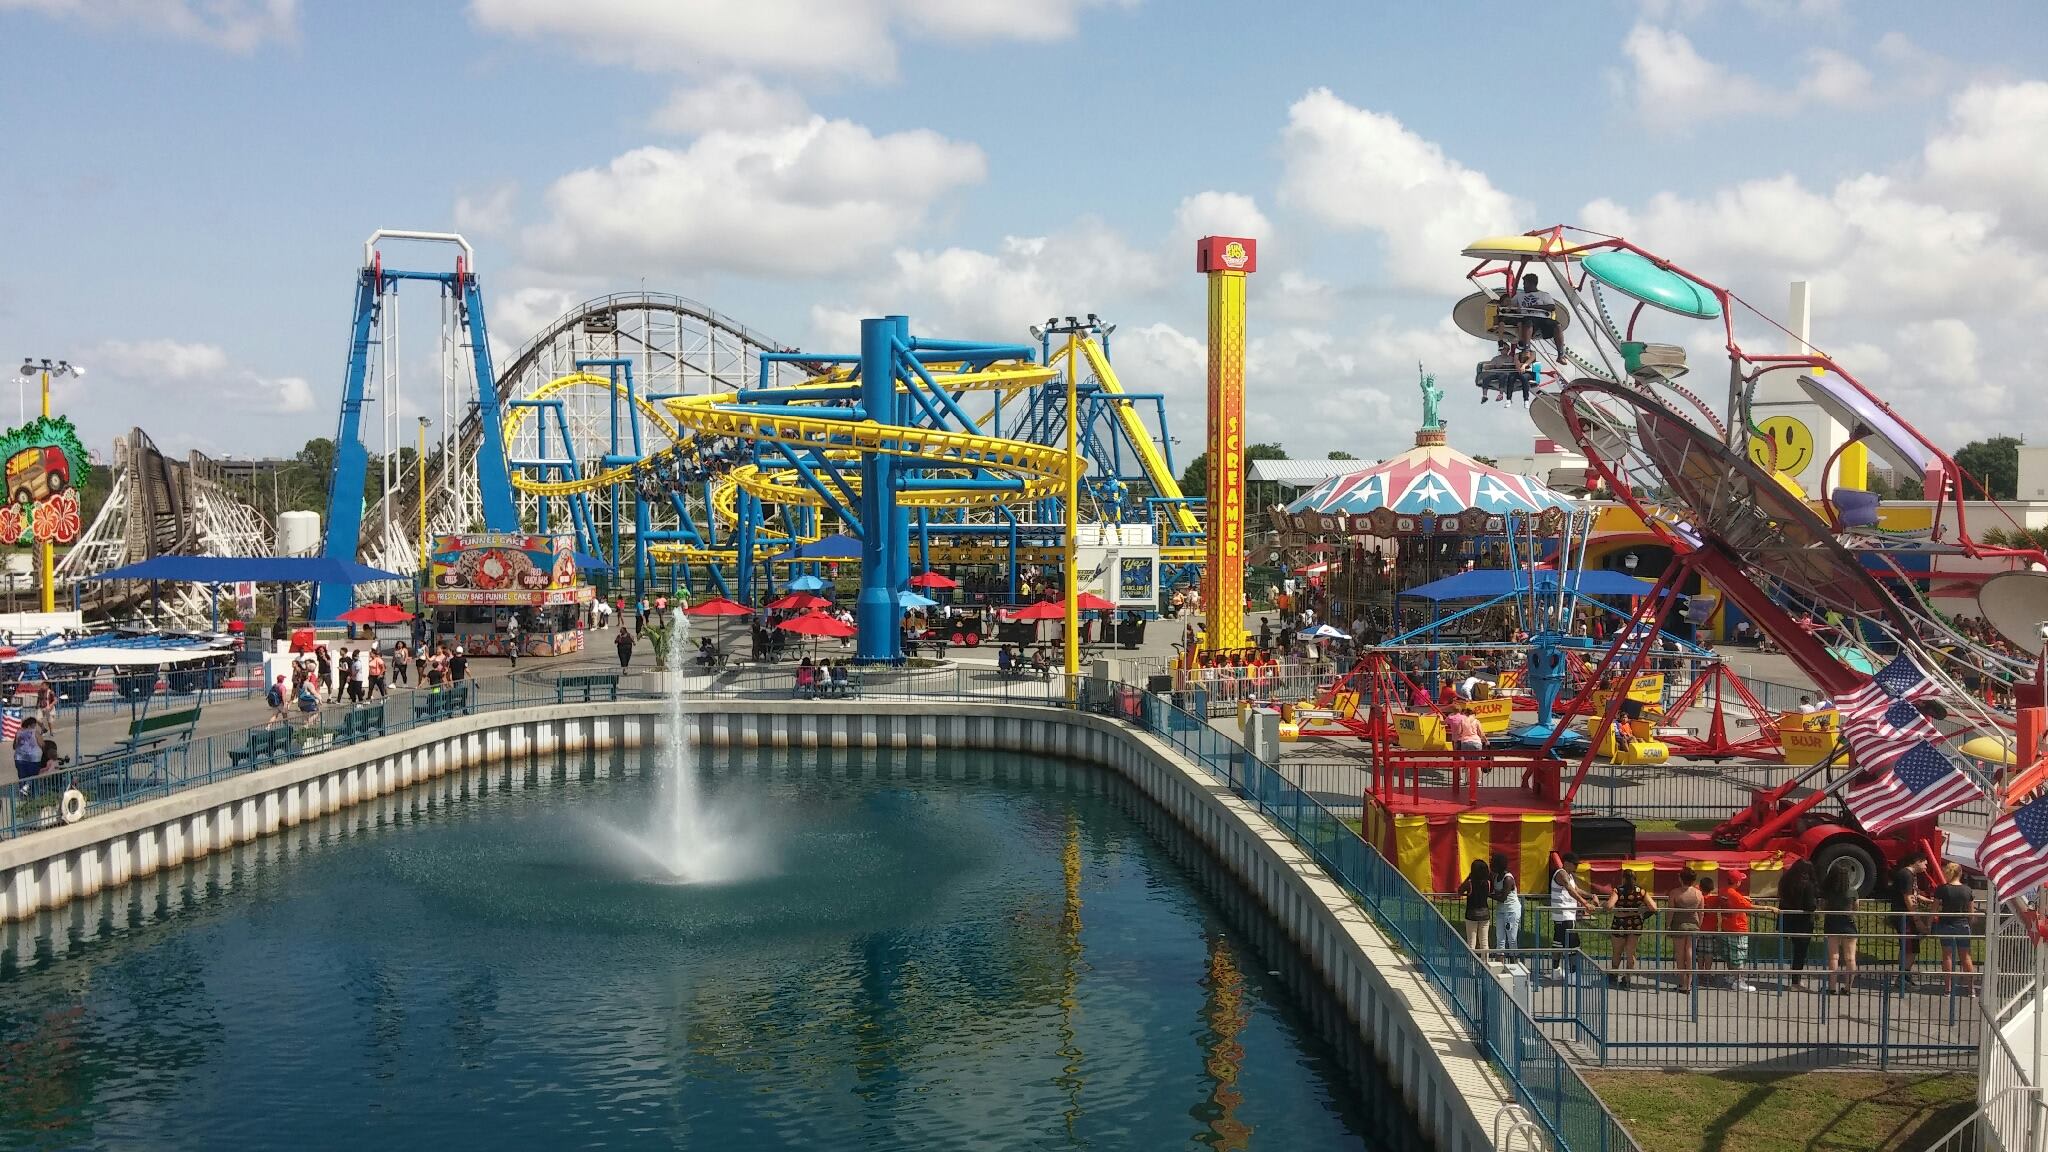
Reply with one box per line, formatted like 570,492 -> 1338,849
1582,251 -> 1722,319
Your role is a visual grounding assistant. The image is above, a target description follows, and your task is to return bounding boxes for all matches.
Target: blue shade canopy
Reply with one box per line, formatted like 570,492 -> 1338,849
897,590 -> 938,608
1400,568 -> 1659,602
572,551 -> 610,571
785,574 -> 827,591
91,555 -> 407,584
771,533 -> 862,561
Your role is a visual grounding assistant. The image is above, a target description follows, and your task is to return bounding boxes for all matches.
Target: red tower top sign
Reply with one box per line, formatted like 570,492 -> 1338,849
1195,236 -> 1257,274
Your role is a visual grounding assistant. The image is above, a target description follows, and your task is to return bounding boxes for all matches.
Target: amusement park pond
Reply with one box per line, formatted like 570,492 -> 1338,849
0,747 -> 1419,1151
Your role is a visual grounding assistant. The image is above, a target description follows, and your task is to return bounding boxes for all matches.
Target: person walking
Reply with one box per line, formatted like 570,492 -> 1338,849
1777,858 -> 1821,987
1666,870 -> 1705,993
1458,858 -> 1494,954
391,640 -> 410,687
13,717 -> 41,796
615,625 -> 635,669
504,617 -> 521,668
1821,861 -> 1860,994
368,650 -> 387,699
266,674 -> 290,728
350,648 -> 369,703
315,645 -> 335,702
448,647 -> 469,684
1490,851 -> 1523,959
34,678 -> 55,731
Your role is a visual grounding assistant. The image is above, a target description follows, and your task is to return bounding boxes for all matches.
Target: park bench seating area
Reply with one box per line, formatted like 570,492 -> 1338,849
555,673 -> 620,703
413,686 -> 471,723
337,703 -> 386,744
228,724 -> 292,767
119,707 -> 202,756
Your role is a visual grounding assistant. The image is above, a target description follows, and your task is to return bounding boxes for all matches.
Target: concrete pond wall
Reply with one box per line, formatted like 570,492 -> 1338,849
0,700 -> 1526,1152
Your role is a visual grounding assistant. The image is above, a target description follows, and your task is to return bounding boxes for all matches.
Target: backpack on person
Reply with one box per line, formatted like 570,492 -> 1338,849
267,683 -> 285,708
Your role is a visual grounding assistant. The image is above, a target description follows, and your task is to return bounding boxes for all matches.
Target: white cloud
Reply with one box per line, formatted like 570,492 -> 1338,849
264,375 -> 315,413
1923,81 -> 2048,244
90,339 -> 232,380
651,75 -> 810,136
1278,88 -> 1521,294
1621,24 -> 1777,123
454,183 -> 519,237
522,117 -> 986,279
469,0 -> 1129,80
1618,24 -> 1942,126
0,0 -> 297,52
1171,191 -> 1270,252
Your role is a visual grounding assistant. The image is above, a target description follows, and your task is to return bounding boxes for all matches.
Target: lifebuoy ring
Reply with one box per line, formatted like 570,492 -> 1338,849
59,788 -> 86,825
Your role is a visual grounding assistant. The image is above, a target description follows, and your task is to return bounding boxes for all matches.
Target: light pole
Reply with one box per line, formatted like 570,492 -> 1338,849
8,377 -> 29,425
17,358 -> 84,613
417,417 -> 431,591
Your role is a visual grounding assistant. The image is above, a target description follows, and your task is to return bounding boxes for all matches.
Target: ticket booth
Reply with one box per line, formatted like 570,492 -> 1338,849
423,533 -> 595,657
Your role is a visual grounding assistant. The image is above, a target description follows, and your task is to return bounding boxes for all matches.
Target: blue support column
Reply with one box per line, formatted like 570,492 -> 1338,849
460,274 -> 518,532
855,318 -> 900,662
314,269 -> 379,623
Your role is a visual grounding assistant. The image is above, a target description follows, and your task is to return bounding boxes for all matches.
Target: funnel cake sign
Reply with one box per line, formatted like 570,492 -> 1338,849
0,415 -> 87,547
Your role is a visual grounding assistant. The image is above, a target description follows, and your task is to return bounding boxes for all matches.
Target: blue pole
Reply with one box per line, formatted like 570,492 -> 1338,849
855,318 -> 900,662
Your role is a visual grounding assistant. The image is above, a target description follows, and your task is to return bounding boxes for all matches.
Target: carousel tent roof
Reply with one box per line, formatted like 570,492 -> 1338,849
1286,437 -> 1575,517
1401,568 -> 1661,602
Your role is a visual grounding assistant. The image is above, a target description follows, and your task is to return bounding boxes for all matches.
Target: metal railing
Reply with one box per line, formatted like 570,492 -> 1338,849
1084,682 -> 1641,1152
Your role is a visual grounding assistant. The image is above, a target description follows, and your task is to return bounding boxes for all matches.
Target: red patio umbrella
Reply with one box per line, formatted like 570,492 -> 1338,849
683,596 -> 752,617
768,592 -> 833,612
1006,601 -> 1066,622
339,604 -> 414,624
908,571 -> 958,590
1074,592 -> 1116,612
777,611 -> 856,638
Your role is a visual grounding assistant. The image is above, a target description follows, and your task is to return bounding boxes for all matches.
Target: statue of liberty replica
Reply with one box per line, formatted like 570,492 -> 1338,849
1417,362 -> 1445,433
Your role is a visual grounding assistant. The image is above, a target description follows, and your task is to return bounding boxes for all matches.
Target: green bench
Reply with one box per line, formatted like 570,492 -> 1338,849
411,686 -> 470,724
118,706 -> 202,756
555,673 -> 620,703
227,725 -> 291,768
338,704 -> 386,744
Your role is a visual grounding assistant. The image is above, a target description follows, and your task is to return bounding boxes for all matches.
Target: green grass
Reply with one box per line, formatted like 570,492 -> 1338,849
1583,1070 -> 1973,1152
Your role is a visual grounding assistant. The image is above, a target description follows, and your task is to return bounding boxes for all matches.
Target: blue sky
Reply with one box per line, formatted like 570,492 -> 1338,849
6,0 -> 2046,464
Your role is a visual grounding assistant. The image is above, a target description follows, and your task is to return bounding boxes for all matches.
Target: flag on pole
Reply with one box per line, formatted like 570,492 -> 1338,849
1840,696 -> 1942,770
1833,654 -> 1941,716
1980,792 -> 2048,900
1842,740 -> 1984,834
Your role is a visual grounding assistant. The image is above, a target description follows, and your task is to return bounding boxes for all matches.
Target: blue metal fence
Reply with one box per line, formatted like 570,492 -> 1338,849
1100,684 -> 1641,1152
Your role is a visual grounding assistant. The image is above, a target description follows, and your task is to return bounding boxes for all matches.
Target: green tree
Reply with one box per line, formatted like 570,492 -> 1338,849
1327,450 -> 1358,460
1178,442 -> 1287,500
1954,435 -> 2022,500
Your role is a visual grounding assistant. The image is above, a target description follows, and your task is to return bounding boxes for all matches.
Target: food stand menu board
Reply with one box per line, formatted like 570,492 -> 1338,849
424,534 -> 594,656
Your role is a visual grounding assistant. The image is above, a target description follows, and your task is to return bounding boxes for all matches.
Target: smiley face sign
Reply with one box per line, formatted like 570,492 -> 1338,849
1747,415 -> 1815,475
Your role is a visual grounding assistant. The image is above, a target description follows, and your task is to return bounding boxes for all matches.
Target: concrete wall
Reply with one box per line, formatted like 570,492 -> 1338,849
0,701 -> 1524,1152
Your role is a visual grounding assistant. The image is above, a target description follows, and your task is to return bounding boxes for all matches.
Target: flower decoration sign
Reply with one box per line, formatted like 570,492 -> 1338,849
0,415 -> 88,547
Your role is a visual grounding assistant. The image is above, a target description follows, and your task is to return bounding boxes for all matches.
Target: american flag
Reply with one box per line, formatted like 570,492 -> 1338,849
0,709 -> 17,741
1980,793 -> 2048,899
1841,696 -> 1942,770
1833,655 -> 1941,716
1843,740 -> 1984,834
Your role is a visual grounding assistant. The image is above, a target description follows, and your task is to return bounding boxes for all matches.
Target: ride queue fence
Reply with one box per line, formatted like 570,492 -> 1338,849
1076,680 -> 1642,1152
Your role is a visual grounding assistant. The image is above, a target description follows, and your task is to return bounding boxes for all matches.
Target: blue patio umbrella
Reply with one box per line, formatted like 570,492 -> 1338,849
898,590 -> 938,609
786,574 -> 827,592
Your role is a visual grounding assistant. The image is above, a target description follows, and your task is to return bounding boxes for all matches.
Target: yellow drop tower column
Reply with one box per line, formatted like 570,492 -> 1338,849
1196,236 -> 1256,654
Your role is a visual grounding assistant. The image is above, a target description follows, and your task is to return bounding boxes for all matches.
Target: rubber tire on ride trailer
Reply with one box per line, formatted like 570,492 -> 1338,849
965,633 -> 979,647
1809,838 -> 1882,900
951,632 -> 965,646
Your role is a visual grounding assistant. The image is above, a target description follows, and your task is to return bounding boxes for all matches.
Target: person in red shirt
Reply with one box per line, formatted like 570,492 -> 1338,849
1437,678 -> 1459,707
1700,874 -> 1758,991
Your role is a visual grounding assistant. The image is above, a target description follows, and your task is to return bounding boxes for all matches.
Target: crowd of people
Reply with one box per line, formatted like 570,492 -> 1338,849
265,638 -> 471,728
1452,853 -> 1982,995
